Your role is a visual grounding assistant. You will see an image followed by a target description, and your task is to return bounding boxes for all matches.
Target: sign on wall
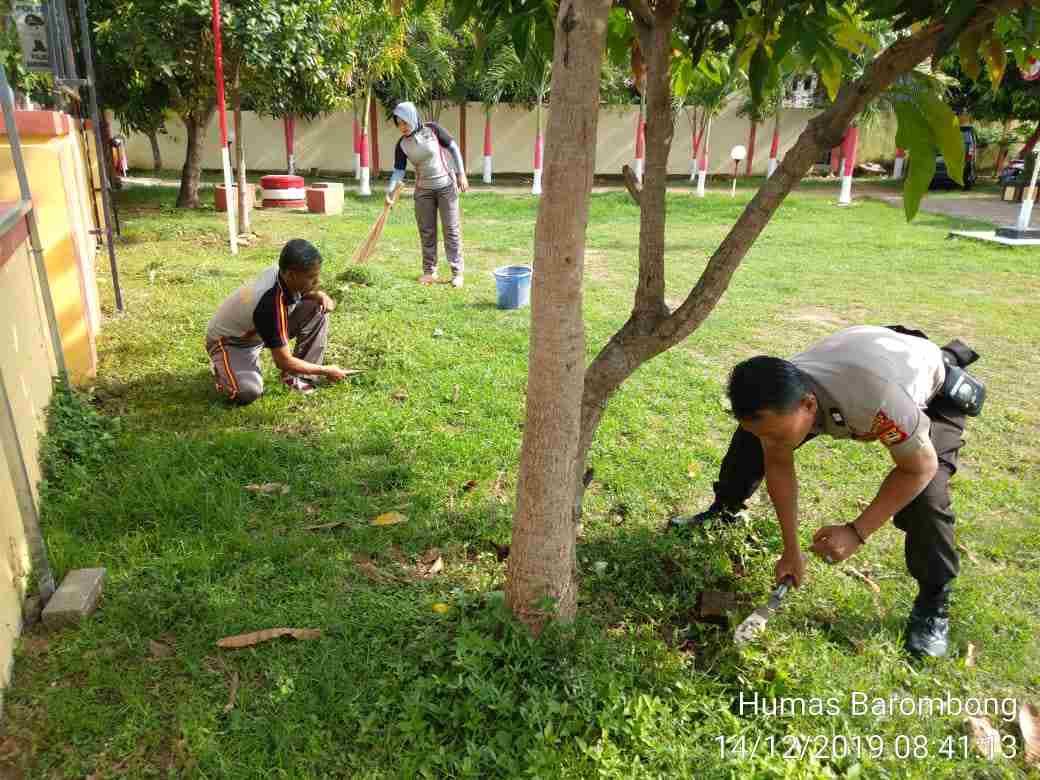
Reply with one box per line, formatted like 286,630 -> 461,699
12,3 -> 52,72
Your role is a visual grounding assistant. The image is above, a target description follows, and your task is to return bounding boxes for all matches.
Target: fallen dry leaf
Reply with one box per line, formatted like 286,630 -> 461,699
216,628 -> 323,649
391,388 -> 408,402
462,479 -> 478,493
304,521 -> 348,532
244,482 -> 289,495
0,736 -> 20,759
452,384 -> 460,403
686,462 -> 700,478
304,504 -> 320,516
353,553 -> 398,584
418,548 -> 444,577
492,471 -> 507,503
149,640 -> 173,659
223,671 -> 240,713
372,511 -> 407,526
843,566 -> 881,594
965,716 -> 1002,759
957,542 -> 980,565
431,603 -> 451,614
965,642 -> 977,668
1020,701 -> 1040,765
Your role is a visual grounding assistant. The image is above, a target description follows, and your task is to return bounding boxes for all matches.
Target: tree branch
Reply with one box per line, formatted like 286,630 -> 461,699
625,0 -> 653,28
655,0 -> 1026,348
631,0 -> 678,320
572,0 -> 1029,520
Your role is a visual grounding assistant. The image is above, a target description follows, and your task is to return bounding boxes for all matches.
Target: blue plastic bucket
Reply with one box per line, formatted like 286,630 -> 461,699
492,265 -> 533,310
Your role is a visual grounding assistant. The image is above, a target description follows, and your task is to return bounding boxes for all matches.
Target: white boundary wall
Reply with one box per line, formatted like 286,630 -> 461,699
119,100 -> 898,177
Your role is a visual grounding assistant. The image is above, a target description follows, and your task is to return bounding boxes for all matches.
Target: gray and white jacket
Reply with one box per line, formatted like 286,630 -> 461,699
387,102 -> 464,193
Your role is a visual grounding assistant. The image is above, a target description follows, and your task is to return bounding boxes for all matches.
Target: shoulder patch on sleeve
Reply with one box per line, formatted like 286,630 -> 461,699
870,410 -> 909,447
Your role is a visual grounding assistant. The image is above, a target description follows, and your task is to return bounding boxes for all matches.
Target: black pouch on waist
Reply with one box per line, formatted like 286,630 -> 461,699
941,363 -> 986,416
940,338 -> 980,368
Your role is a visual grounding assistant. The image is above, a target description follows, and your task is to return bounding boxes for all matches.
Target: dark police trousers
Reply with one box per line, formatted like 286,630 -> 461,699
712,395 -> 966,608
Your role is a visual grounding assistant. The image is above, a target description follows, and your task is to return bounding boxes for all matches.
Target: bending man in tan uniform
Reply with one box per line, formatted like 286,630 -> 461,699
671,325 -> 984,658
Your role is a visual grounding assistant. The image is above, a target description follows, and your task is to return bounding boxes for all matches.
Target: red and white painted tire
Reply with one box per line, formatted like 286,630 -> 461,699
1024,57 -> 1040,82
261,174 -> 306,208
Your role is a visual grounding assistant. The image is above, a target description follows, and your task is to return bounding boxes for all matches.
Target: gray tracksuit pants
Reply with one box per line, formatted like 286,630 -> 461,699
414,182 -> 463,276
206,300 -> 328,405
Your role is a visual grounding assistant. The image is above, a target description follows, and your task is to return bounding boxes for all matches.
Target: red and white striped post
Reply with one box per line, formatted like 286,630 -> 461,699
211,0 -> 237,254
838,126 -> 859,205
634,112 -> 646,183
767,115 -> 780,178
893,147 -> 906,179
353,110 -> 361,180
696,117 -> 711,197
283,115 -> 295,174
359,93 -> 371,196
359,129 -> 371,196
532,131 -> 543,195
483,106 -> 493,184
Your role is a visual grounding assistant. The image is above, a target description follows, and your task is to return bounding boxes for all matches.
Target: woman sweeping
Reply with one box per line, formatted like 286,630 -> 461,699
386,102 -> 469,288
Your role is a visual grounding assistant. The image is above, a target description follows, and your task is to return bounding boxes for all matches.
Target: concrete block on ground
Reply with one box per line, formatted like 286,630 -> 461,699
306,182 -> 345,215
215,184 -> 257,213
41,568 -> 106,628
696,590 -> 747,625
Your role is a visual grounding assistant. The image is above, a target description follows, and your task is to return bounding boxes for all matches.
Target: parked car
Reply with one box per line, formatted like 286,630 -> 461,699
929,125 -> 977,190
999,158 -> 1026,187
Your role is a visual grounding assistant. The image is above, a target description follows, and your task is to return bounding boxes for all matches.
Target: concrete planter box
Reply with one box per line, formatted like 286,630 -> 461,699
306,182 -> 345,215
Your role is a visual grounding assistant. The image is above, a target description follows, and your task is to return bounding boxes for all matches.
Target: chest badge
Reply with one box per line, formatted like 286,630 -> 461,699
829,408 -> 846,427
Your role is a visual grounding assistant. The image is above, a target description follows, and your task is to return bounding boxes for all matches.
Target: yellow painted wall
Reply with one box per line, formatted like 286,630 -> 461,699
0,236 -> 56,687
0,129 -> 100,385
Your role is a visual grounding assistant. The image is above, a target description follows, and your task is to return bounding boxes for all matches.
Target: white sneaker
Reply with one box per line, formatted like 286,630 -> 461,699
450,274 -> 464,289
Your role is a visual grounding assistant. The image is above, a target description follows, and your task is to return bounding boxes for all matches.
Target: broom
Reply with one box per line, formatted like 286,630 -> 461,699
352,182 -> 404,264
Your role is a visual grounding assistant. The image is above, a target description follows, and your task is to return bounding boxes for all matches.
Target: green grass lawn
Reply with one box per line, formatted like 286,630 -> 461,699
5,184 -> 1039,779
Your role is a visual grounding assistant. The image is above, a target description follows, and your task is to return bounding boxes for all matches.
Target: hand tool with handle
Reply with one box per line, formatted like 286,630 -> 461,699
734,575 -> 795,646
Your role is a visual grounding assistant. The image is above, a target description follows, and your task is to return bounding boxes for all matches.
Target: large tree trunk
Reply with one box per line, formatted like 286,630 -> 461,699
568,6 -> 1017,523
176,104 -> 215,208
148,130 -> 163,172
506,0 -> 613,633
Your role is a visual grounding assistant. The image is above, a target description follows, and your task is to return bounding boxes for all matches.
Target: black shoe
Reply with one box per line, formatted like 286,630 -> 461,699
668,502 -> 744,531
905,605 -> 950,658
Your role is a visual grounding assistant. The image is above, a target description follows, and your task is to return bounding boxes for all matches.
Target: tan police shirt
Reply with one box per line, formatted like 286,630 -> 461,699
791,326 -> 946,458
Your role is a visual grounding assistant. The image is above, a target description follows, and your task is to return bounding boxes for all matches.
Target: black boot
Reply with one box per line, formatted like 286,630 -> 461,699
668,500 -> 745,531
905,586 -> 951,658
